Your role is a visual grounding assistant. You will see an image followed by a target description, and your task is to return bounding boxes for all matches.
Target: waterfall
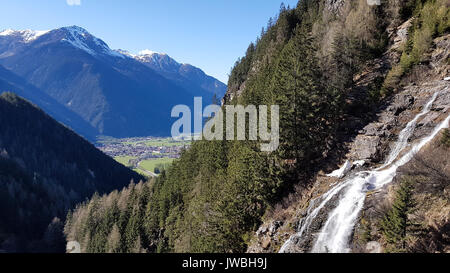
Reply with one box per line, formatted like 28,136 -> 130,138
280,90 -> 449,253
379,91 -> 440,169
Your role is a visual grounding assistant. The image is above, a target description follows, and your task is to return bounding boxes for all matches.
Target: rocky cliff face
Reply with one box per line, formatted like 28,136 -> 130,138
325,0 -> 345,13
247,20 -> 450,253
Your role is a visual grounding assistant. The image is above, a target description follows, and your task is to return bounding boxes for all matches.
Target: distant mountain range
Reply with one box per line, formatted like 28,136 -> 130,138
122,49 -> 226,99
0,26 -> 227,139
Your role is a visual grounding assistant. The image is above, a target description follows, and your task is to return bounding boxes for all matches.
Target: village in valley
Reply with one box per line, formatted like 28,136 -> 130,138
96,136 -> 191,177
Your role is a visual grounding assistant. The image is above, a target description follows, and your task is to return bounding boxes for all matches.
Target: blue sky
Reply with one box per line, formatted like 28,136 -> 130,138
0,0 -> 299,83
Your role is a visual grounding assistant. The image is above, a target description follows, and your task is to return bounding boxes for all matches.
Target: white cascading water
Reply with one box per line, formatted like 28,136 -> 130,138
379,91 -> 440,169
280,89 -> 449,253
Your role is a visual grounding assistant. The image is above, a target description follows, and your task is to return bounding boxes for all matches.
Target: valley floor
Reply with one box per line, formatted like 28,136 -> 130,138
97,136 -> 190,176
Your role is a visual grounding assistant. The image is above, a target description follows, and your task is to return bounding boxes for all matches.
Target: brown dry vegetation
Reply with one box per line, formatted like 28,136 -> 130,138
398,130 -> 450,252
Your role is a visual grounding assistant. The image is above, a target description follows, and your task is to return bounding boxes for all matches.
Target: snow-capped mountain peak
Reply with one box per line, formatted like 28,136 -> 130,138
0,29 -> 50,43
62,25 -> 89,35
134,49 -> 180,72
0,26 -> 124,59
59,26 -> 124,58
138,49 -> 167,56
114,49 -> 136,58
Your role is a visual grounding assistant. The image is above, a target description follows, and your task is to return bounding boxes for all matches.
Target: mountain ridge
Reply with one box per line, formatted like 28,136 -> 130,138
0,64 -> 98,140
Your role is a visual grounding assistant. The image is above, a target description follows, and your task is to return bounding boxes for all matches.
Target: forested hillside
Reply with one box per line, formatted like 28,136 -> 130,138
65,0 -> 449,253
0,92 -> 144,252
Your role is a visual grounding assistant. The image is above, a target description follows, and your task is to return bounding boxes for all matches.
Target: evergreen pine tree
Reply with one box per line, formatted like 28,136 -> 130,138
272,27 -> 330,176
106,224 -> 121,253
380,178 -> 416,252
